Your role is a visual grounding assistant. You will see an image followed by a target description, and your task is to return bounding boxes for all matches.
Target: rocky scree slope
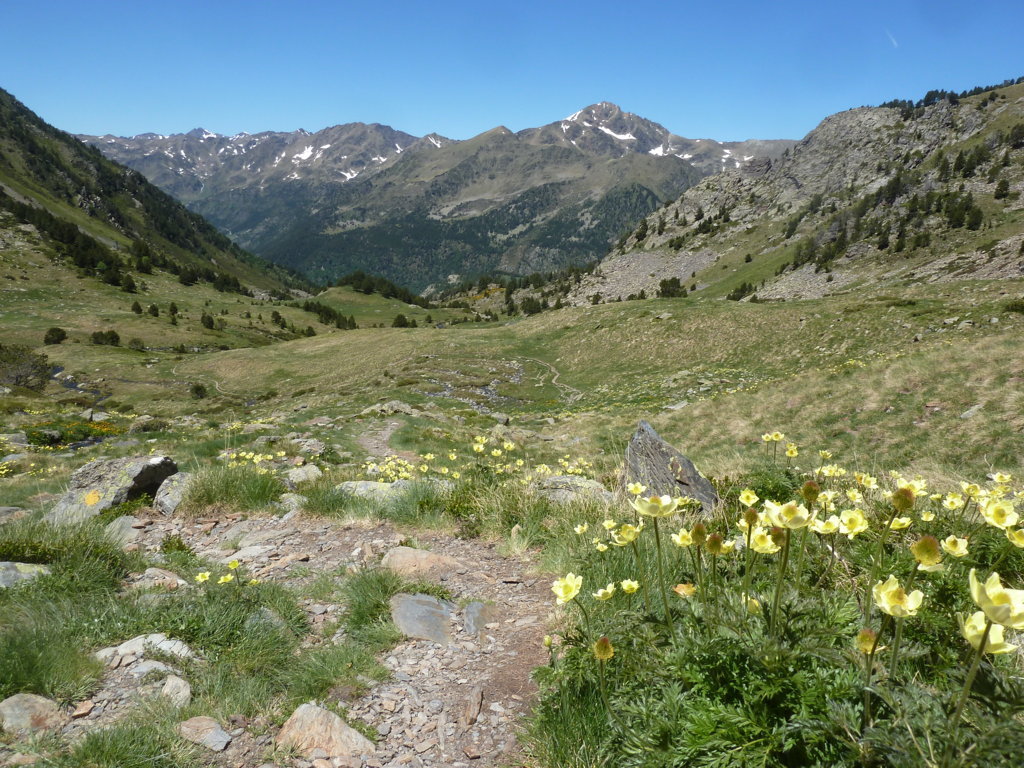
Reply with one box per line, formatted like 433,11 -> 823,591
570,84 -> 1024,303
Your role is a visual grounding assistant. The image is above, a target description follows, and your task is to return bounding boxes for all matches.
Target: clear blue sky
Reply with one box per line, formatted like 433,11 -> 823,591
3,0 -> 1022,142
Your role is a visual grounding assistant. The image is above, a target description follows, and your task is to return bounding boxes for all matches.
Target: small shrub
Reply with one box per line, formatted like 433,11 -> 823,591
43,327 -> 67,345
0,343 -> 49,391
1003,298 -> 1024,314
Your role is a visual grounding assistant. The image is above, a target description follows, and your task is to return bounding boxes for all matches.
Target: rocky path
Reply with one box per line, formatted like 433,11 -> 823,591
18,508 -> 552,768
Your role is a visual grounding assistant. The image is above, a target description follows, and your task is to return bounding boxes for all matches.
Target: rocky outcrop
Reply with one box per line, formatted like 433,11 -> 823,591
154,471 -> 191,516
46,455 -> 177,524
0,562 -> 50,589
623,421 -> 719,514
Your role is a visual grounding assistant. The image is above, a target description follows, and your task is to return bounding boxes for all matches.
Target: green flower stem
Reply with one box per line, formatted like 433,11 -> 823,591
769,529 -> 792,637
651,517 -> 675,637
575,598 -> 593,639
860,619 -> 887,732
598,658 -> 629,731
888,617 -> 905,680
942,619 -> 992,768
866,508 -> 899,622
740,527 -> 755,616
630,540 -> 652,614
794,527 -> 809,585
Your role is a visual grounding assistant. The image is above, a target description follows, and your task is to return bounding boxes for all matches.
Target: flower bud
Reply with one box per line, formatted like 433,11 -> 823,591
910,535 -> 942,568
691,522 -> 707,547
801,481 -> 820,504
855,628 -> 878,654
769,526 -> 787,547
743,507 -> 760,528
892,487 -> 915,513
706,533 -> 724,555
593,636 -> 614,661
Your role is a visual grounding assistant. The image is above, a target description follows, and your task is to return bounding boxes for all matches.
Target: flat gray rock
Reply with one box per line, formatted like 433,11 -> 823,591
154,471 -> 191,516
390,593 -> 456,645
623,420 -> 719,515
0,562 -> 50,589
0,432 -> 28,446
177,716 -> 231,751
285,464 -> 322,488
336,480 -> 399,504
381,546 -> 463,579
46,455 -> 178,524
104,515 -> 141,547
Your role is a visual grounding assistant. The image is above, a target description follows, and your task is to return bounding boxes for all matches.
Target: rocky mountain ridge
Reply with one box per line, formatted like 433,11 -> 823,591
78,104 -> 793,291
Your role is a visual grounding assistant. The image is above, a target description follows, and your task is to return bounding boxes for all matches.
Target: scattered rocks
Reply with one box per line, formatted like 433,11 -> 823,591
381,546 -> 464,579
291,438 -> 326,456
0,562 -> 50,589
177,716 -> 232,751
623,420 -> 719,514
0,694 -> 65,734
361,400 -> 425,418
462,602 -> 501,636
460,685 -> 484,727
46,455 -> 178,524
390,593 -> 456,645
276,702 -> 375,758
131,567 -> 186,591
104,633 -> 195,661
154,471 -> 191,516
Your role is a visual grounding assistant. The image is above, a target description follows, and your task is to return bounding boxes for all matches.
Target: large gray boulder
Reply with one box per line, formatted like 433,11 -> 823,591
154,472 -> 191,516
0,693 -> 66,734
335,480 -> 400,504
46,455 -> 178,524
622,421 -> 718,514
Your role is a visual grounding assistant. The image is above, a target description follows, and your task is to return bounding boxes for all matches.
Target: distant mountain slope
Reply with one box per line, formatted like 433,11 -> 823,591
0,88 -> 301,294
570,81 -> 1024,304
80,105 -> 793,291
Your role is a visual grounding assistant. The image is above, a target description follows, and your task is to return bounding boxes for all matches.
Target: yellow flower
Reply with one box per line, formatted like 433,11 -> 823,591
1006,528 -> 1024,548
227,560 -> 240,570
611,524 -> 640,546
961,482 -> 982,498
630,494 -> 680,518
473,436 -> 487,444
943,493 -> 964,510
745,597 -> 762,614
218,574 -> 235,584
811,515 -> 841,535
670,528 -> 693,547
602,519 -> 617,531
574,523 -> 589,535
195,571 -> 210,583
855,628 -> 884,654
872,575 -> 924,618
620,579 -> 640,594
593,636 -> 614,661
771,431 -> 784,442
593,583 -> 616,600
910,536 -> 943,572
551,573 -> 583,605
502,441 -> 515,451
920,510 -> 935,522
764,500 -> 815,529
941,535 -> 969,557
889,516 -> 912,530
785,443 -> 798,458
423,453 -> 435,461
959,611 -> 1017,654
761,433 -> 773,443
626,482 -> 647,496
595,542 -> 609,552
819,449 -> 832,460
738,488 -> 759,507
448,453 -> 457,461
673,583 -> 697,599
248,578 -> 261,585
472,444 -> 484,453
543,635 -> 553,648
419,464 -> 428,473
969,569 -> 1024,628
751,527 -> 780,554
845,489 -> 863,504
989,472 -> 1013,484
981,498 -> 1018,530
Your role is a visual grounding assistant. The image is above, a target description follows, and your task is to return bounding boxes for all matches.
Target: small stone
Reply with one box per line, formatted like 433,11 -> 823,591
463,744 -> 482,759
162,675 -> 192,707
459,686 -> 484,727
71,700 -> 94,718
390,593 -> 456,645
177,716 -> 231,751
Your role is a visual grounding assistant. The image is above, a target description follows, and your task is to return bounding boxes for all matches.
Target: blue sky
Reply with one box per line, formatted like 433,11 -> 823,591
3,0 -> 1022,142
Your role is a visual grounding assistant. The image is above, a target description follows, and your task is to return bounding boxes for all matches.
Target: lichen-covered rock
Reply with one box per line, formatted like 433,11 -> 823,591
335,480 -> 400,504
381,546 -> 463,579
0,562 -> 50,589
154,471 -> 191,516
0,693 -> 65,734
531,475 -> 612,505
46,455 -> 178,524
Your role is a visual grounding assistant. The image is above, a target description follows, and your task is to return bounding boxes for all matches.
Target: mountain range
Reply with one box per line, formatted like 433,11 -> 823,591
79,104 -> 794,291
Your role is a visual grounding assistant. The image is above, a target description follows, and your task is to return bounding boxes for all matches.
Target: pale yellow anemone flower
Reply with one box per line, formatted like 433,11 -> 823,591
960,611 -> 1017,654
941,535 -> 969,557
969,569 -> 1024,628
981,498 -> 1018,530
670,528 -> 693,547
738,488 -> 759,507
750,527 -> 780,554
1006,528 -> 1024,548
552,573 -> 583,604
620,579 -> 640,594
630,494 -> 680,518
764,500 -> 815,529
872,575 -> 924,618
840,509 -> 869,538
811,515 -> 841,535
593,583 -> 616,600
